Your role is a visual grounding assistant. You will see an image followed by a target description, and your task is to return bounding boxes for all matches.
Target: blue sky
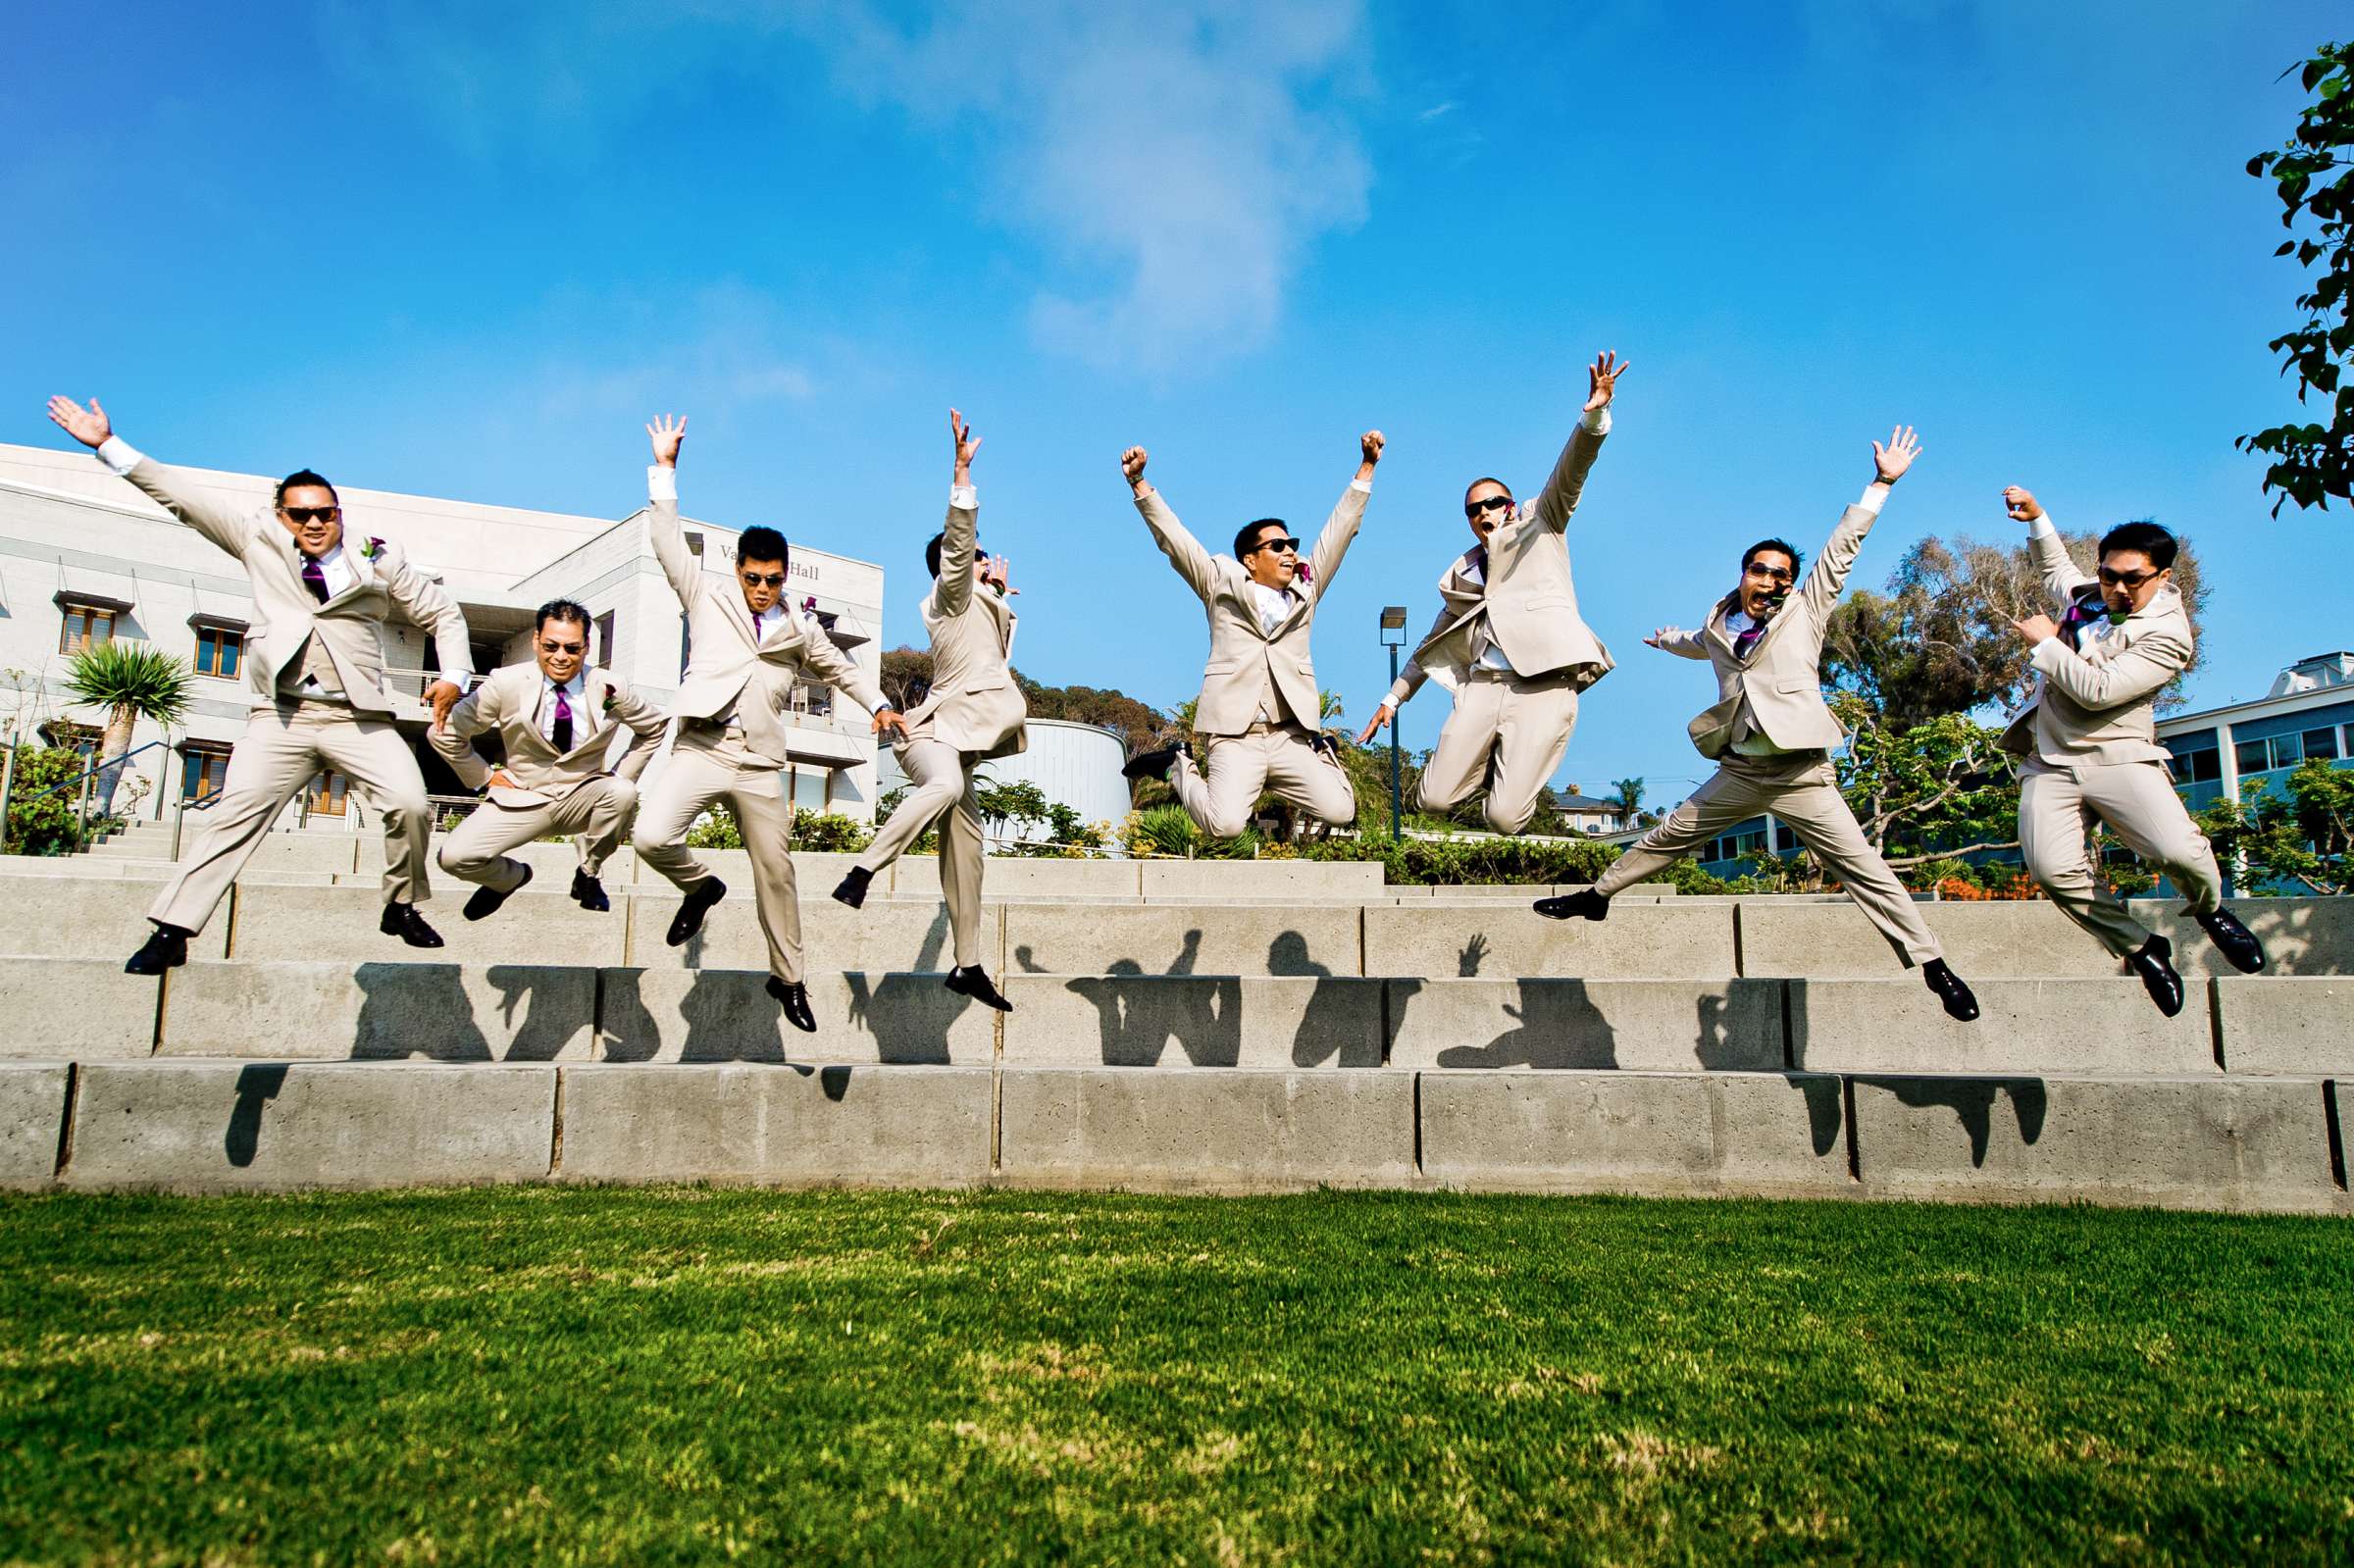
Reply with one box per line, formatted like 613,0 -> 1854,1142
7,0 -> 2347,801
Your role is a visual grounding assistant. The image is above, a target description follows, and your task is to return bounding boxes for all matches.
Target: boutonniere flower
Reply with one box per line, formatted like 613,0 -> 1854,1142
801,595 -> 818,614
1295,561 -> 1313,587
601,688 -> 620,713
359,536 -> 385,561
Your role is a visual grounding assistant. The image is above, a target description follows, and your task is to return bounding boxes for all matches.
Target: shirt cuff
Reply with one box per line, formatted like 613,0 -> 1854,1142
1350,478 -> 1373,495
2027,514 -> 2058,539
1580,406 -> 1612,436
1856,481 -> 1891,516
949,483 -> 978,510
646,465 -> 677,502
96,436 -> 143,477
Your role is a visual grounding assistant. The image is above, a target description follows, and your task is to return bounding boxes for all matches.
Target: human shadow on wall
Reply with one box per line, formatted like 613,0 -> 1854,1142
1062,930 -> 1244,1066
1279,932 -> 1380,1068
1853,1075 -> 2049,1167
843,905 -> 972,1064
350,963 -> 492,1060
225,1063 -> 288,1168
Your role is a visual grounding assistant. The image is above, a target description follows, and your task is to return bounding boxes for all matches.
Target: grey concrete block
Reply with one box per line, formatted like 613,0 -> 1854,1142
1848,1073 -> 2339,1212
998,975 -> 1383,1069
212,834 -> 363,876
1739,901 -> 2120,981
1362,902 -> 1735,981
1787,978 -> 2217,1076
557,1062 -> 994,1186
0,1063 -> 68,1189
2147,898 -> 2354,978
597,967 -> 997,1065
1138,859 -> 1385,900
228,884 -> 627,966
1003,902 -> 1361,979
889,854 -> 1143,901
624,847 -> 860,889
2214,978 -> 2354,1074
1386,980 -> 1783,1072
159,960 -> 594,1062
998,1066 -> 1414,1191
626,892 -> 981,975
0,874 -> 229,961
1418,1070 -> 1851,1194
63,1061 -> 556,1191
0,959 -> 157,1059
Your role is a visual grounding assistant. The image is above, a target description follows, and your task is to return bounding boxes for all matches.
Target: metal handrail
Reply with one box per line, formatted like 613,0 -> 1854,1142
15,738 -> 175,806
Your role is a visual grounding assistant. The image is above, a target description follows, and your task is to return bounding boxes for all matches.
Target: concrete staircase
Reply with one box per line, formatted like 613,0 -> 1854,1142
3,829 -> 2348,1212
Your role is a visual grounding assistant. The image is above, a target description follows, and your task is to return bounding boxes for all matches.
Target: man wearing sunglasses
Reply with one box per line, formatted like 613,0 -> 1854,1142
1355,351 -> 1625,833
1118,430 -> 1386,838
1999,491 -> 2264,1014
1537,428 -> 1982,1024
632,414 -> 908,1034
45,395 -> 472,974
830,409 -> 1023,1013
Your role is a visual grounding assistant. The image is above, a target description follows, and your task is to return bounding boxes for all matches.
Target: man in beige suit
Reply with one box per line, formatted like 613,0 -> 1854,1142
431,598 -> 668,921
45,396 -> 469,975
1998,492 -> 2264,1014
832,411 -> 1022,1013
1119,430 -> 1386,837
1356,352 -> 1625,832
1537,428 -> 1980,1023
631,415 -> 906,1034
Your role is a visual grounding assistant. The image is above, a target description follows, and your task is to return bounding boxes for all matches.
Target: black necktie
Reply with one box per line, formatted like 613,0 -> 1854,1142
1735,623 -> 1765,659
300,556 -> 331,603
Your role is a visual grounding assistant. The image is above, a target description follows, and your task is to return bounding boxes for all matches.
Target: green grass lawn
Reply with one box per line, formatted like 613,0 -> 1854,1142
1,1188 -> 2348,1565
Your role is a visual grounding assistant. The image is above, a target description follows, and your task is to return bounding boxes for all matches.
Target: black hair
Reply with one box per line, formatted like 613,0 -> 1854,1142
1233,518 -> 1289,558
1463,476 -> 1513,502
1741,537 -> 1804,578
2098,520 -> 2176,571
925,531 -> 948,580
738,526 -> 790,571
535,598 -> 591,636
274,469 -> 337,508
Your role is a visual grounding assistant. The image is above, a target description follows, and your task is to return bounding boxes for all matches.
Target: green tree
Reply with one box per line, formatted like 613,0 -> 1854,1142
1612,778 -> 1646,820
878,645 -> 935,712
2243,41 -> 2354,515
1831,694 -> 2021,866
2195,760 -> 2353,895
63,641 -> 192,815
2,744 -> 112,855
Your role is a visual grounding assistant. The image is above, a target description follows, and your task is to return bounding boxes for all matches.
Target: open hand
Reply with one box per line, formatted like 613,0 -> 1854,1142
2003,485 -> 2044,524
872,707 -> 909,742
646,413 -> 687,468
950,407 -> 981,480
1584,350 -> 1630,413
2012,613 -> 2059,647
46,396 -> 112,450
1642,626 -> 1684,650
983,553 -> 1014,594
1355,701 -> 1395,746
1871,426 -> 1921,484
425,680 -> 463,733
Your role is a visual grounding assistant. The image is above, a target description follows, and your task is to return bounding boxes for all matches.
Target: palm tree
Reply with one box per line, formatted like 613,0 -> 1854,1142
1612,777 -> 1646,827
65,642 -> 192,816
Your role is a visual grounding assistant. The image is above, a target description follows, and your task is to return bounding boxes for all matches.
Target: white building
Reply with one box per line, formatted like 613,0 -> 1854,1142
876,717 -> 1130,845
0,441 -> 886,827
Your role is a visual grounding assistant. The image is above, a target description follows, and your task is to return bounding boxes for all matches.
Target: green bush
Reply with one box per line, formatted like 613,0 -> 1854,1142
3,744 -> 121,857
679,805 -> 873,853
1295,832 -> 1618,886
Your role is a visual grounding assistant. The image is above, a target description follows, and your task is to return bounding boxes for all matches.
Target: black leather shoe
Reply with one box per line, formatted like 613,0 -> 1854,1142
2126,934 -> 2184,1017
766,976 -> 818,1034
945,965 -> 1014,1012
1121,745 -> 1181,782
125,923 -> 191,976
1533,887 -> 1610,922
666,878 -> 727,946
571,868 -> 610,912
1921,958 -> 1980,1023
2192,906 -> 2265,975
380,902 -> 445,949
462,861 -> 532,922
832,867 -> 872,910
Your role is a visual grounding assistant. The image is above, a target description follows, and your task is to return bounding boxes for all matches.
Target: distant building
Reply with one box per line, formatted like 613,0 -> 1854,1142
2158,651 -> 2353,812
1551,789 -> 1639,835
875,718 -> 1130,846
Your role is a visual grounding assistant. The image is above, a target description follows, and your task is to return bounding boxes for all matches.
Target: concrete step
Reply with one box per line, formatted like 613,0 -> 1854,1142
6,1058 -> 2342,1212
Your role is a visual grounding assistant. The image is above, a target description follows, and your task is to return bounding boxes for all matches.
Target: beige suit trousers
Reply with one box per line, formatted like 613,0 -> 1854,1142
436,777 -> 639,894
151,701 -> 433,933
1595,750 -> 1943,968
1171,724 -> 1356,839
2019,757 -> 2222,957
854,738 -> 987,969
1415,671 -> 1580,835
632,728 -> 803,983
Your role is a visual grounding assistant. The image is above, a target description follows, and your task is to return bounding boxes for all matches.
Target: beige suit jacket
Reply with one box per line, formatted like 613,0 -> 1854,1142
112,450 -> 472,716
1138,480 -> 1368,736
906,494 -> 1027,759
646,474 -> 887,766
1998,524 -> 2189,766
1657,492 -> 1886,760
432,661 -> 668,805
1388,412 -> 1614,704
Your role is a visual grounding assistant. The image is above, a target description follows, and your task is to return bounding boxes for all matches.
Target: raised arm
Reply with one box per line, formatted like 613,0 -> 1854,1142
1124,446 -> 1220,603
1526,351 -> 1627,532
935,408 -> 982,617
1798,426 -> 1919,621
46,396 -> 250,556
604,683 -> 670,784
429,682 -> 501,790
1643,625 -> 1713,661
1303,430 -> 1383,597
643,414 -> 700,609
2003,485 -> 2093,608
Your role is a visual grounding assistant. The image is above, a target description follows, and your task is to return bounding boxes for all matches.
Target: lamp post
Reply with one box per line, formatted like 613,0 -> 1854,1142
1379,606 -> 1408,838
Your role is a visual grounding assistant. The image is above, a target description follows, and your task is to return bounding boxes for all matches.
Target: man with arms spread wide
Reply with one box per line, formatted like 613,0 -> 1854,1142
45,395 -> 469,973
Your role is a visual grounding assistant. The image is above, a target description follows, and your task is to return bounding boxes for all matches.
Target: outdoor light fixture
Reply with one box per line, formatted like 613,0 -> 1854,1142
1378,607 -> 1408,835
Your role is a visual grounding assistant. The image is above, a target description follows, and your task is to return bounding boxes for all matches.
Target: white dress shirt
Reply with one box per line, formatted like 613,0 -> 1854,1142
539,671 -> 588,745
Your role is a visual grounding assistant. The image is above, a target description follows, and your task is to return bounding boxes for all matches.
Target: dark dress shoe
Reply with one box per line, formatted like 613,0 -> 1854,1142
832,866 -> 872,910
766,976 -> 818,1034
125,924 -> 191,976
462,861 -> 532,922
945,965 -> 1014,1012
1921,958 -> 1980,1022
2126,934 -> 2184,1017
666,878 -> 728,945
380,902 -> 445,948
1121,745 -> 1181,782
2192,906 -> 2265,974
571,869 -> 610,912
1533,887 -> 1610,922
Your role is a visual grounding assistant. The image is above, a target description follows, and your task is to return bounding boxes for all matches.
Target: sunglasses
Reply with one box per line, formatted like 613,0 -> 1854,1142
2097,567 -> 2160,588
1252,537 -> 1303,556
281,506 -> 338,525
740,571 -> 787,587
1745,564 -> 1794,583
1464,495 -> 1512,517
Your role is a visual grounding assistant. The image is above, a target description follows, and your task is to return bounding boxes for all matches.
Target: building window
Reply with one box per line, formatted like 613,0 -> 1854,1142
2167,739 -> 2222,784
595,610 -> 616,667
180,743 -> 231,803
194,625 -> 244,680
2302,727 -> 2341,763
306,770 -> 349,817
788,682 -> 835,719
59,602 -> 118,654
2233,731 -> 2341,775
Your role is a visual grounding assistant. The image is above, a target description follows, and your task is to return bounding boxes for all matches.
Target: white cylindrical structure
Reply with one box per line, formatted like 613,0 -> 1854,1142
875,718 -> 1131,847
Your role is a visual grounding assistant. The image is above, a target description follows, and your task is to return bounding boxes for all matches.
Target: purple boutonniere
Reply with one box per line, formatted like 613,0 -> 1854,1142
359,536 -> 385,561
1295,560 -> 1313,586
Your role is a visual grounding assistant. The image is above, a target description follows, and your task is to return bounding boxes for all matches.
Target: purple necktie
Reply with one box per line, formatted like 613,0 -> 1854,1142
1735,624 -> 1765,660
301,556 -> 330,603
551,686 -> 574,752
